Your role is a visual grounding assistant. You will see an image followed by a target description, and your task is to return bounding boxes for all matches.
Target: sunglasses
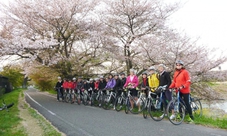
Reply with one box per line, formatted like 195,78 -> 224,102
176,64 -> 182,66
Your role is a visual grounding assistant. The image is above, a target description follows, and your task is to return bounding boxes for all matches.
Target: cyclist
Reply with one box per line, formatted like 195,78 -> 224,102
94,78 -> 100,93
157,64 -> 172,111
98,76 -> 107,90
62,78 -> 69,101
140,72 -> 149,97
148,66 -> 159,92
83,80 -> 90,96
114,74 -> 122,97
88,78 -> 95,94
55,77 -> 63,101
124,69 -> 139,110
105,74 -> 116,93
75,77 -> 83,103
120,73 -> 126,89
72,77 -> 77,91
169,60 -> 194,122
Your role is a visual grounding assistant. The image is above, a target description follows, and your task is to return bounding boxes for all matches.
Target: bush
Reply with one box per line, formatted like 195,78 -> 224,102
29,66 -> 59,91
0,66 -> 24,88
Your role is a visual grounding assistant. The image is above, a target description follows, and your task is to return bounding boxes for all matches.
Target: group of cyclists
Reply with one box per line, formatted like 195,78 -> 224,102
55,60 -> 194,123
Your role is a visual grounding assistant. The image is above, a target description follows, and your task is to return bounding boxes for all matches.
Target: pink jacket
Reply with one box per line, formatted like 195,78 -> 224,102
124,75 -> 139,88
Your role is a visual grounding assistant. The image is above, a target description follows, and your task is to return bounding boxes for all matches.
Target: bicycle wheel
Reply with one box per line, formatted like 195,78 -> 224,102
6,103 -> 14,109
129,97 -> 145,114
82,93 -> 89,106
102,95 -> 114,110
65,93 -> 70,103
125,98 -> 129,114
167,100 -> 185,125
115,96 -> 125,112
143,99 -> 151,119
148,100 -> 165,121
191,98 -> 202,118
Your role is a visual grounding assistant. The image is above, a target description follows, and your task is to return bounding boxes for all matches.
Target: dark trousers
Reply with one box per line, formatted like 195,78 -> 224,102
180,93 -> 193,118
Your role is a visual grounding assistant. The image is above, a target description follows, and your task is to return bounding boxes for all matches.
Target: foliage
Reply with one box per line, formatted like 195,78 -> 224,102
0,0 -> 226,79
0,66 -> 24,88
29,66 -> 59,91
0,89 -> 27,136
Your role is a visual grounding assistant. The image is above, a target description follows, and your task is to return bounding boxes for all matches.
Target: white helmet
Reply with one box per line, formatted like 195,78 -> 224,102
57,77 -> 61,80
73,77 -> 76,81
148,66 -> 155,71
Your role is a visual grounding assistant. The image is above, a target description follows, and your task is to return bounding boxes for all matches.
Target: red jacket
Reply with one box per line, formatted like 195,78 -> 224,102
72,81 -> 77,90
63,81 -> 69,89
169,69 -> 191,94
94,81 -> 99,89
68,82 -> 73,89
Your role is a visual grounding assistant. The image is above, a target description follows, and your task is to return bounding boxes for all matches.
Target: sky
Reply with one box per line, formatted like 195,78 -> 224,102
1,0 -> 227,69
165,0 -> 227,69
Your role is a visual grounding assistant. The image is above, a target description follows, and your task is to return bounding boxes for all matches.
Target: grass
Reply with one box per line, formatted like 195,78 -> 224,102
0,89 -> 27,136
194,115 -> 227,129
46,89 -> 57,95
27,108 -> 62,136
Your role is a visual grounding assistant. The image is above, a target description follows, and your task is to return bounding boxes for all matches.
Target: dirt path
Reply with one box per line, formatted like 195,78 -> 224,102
18,93 -> 44,136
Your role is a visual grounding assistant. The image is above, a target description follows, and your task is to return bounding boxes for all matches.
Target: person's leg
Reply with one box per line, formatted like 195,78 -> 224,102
183,93 -> 194,120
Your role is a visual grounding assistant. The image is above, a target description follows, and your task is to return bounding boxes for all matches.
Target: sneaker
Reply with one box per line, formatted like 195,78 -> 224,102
187,117 -> 194,123
170,114 -> 176,120
159,114 -> 165,118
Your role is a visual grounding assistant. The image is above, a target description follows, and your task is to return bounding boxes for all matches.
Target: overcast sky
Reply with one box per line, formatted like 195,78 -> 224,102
1,0 -> 227,69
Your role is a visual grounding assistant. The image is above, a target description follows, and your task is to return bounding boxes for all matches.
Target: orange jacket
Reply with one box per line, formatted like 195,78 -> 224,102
169,69 -> 191,94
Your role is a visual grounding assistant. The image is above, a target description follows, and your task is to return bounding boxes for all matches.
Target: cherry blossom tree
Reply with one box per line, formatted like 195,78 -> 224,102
100,0 -> 179,74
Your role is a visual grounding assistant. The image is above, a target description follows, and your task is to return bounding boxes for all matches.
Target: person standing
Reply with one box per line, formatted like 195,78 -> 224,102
124,69 -> 139,110
140,72 -> 149,97
55,77 -> 63,101
169,60 -> 194,122
147,66 -> 159,92
114,74 -> 122,97
158,64 -> 172,113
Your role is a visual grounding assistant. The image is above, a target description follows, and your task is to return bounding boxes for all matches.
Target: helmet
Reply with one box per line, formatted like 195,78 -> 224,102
72,77 -> 76,80
176,60 -> 184,65
148,66 -> 155,71
57,77 -> 61,80
89,78 -> 93,81
99,76 -> 104,79
142,72 -> 147,75
78,77 -> 82,79
95,78 -> 99,81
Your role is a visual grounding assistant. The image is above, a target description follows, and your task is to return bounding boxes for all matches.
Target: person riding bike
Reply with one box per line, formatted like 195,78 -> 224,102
94,78 -> 100,93
124,69 -> 139,110
55,77 -> 63,101
169,60 -> 194,122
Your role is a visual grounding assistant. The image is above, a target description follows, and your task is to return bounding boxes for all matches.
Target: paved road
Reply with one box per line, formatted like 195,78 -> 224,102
25,87 -> 227,136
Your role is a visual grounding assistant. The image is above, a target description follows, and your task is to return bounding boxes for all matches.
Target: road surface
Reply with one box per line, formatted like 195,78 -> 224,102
25,87 -> 227,136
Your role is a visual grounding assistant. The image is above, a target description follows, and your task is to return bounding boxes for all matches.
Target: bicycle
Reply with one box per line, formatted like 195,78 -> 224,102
114,89 -> 127,112
124,88 -> 146,114
0,100 -> 14,112
143,85 -> 168,121
166,89 -> 202,125
91,89 -> 105,107
102,89 -> 116,110
81,89 -> 90,106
